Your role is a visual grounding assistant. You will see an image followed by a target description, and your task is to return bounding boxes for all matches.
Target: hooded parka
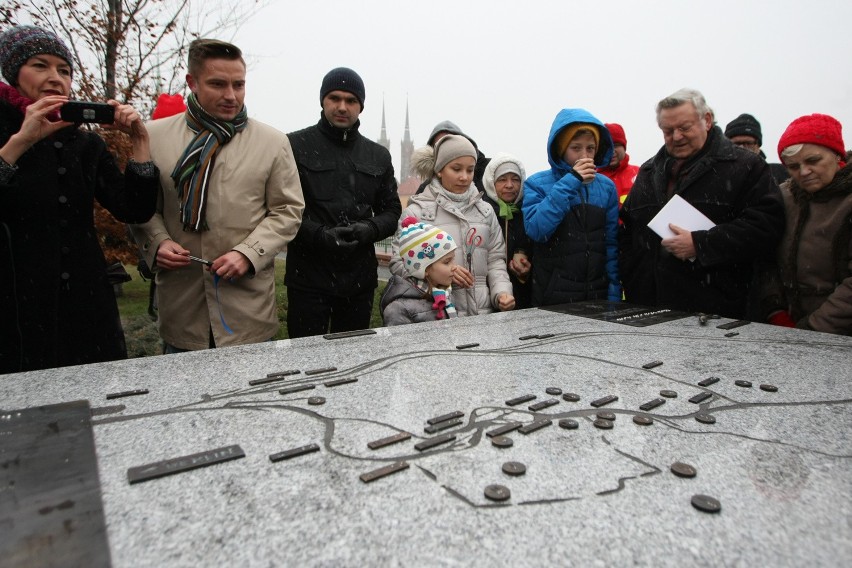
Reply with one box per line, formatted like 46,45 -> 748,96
482,153 -> 533,309
523,108 -> 620,306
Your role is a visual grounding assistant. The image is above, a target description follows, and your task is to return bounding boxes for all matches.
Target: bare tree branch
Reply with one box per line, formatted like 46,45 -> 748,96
1,0 -> 271,264
3,0 -> 269,110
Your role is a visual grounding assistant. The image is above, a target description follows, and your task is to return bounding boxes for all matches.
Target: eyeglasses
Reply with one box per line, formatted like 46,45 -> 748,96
732,140 -> 759,149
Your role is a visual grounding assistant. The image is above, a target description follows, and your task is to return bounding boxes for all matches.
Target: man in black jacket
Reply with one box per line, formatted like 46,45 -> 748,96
619,88 -> 785,319
286,67 -> 401,338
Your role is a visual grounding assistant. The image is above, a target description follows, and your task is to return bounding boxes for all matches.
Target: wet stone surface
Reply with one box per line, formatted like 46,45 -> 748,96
1,306 -> 850,566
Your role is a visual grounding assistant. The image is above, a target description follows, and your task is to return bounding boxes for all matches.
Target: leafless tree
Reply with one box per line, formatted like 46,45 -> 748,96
2,0 -> 268,112
1,0 -> 269,265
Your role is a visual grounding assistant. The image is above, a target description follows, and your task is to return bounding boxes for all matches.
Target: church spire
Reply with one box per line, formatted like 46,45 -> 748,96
403,99 -> 411,142
377,95 -> 390,152
400,95 -> 414,180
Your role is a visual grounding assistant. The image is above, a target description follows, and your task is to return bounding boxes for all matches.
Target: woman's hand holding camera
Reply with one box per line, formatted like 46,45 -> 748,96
103,100 -> 151,162
0,95 -> 70,165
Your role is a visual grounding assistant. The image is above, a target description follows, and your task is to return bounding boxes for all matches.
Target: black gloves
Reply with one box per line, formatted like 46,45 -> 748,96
349,220 -> 378,244
317,220 -> 378,251
319,226 -> 357,251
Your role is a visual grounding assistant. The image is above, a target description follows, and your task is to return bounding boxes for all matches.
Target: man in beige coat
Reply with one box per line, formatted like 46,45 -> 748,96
132,39 -> 303,351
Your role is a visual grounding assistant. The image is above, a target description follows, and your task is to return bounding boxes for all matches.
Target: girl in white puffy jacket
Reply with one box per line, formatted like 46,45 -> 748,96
389,135 -> 514,316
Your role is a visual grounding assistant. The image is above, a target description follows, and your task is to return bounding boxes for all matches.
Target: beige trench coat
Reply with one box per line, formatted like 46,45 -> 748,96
132,115 -> 304,349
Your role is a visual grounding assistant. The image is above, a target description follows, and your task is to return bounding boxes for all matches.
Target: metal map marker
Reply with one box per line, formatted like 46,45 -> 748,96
127,444 -> 245,484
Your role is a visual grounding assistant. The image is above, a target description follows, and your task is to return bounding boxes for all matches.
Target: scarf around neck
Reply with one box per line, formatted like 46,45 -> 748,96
171,93 -> 248,231
412,276 -> 457,320
0,82 -> 33,116
497,198 -> 519,220
0,81 -> 63,122
431,286 -> 457,319
431,178 -> 477,204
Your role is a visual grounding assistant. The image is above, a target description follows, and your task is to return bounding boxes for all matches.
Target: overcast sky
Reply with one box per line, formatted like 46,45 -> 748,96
233,0 -> 852,178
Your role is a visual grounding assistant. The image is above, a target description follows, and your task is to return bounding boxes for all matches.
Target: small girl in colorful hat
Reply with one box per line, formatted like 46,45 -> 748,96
380,216 -> 459,325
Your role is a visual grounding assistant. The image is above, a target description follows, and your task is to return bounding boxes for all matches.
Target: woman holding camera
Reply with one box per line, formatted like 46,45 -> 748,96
0,25 -> 157,373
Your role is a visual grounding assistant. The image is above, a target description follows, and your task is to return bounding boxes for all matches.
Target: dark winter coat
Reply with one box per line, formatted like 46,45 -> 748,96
380,274 -> 456,325
619,126 -> 785,319
286,114 -> 401,296
759,163 -> 852,335
523,108 -> 621,306
0,101 -> 158,373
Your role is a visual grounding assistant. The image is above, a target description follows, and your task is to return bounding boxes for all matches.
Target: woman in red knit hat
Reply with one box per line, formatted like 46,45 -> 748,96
760,113 -> 851,335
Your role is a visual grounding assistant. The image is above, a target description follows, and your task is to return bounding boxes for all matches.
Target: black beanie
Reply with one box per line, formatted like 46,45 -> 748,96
320,67 -> 365,110
724,113 -> 762,146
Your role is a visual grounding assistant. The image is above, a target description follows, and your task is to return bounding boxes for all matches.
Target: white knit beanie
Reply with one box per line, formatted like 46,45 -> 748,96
433,134 -> 477,173
397,216 -> 457,279
494,161 -> 522,180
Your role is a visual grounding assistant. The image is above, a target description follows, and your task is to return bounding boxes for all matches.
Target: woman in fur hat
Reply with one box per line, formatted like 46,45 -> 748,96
0,25 -> 157,372
760,114 -> 852,335
389,134 -> 514,316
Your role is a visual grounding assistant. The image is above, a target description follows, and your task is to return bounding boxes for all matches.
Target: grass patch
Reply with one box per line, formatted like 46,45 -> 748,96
117,260 -> 387,357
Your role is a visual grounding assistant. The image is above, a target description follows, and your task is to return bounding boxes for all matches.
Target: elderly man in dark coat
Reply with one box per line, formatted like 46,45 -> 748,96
619,88 -> 785,319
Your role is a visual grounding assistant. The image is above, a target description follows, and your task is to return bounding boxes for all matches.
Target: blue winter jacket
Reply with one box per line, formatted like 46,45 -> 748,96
522,108 -> 620,305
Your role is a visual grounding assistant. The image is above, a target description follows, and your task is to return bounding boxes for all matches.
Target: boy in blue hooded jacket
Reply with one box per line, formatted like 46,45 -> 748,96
522,108 -> 621,306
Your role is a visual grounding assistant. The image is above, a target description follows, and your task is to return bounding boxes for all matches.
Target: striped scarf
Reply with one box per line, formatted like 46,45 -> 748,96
431,287 -> 457,319
171,93 -> 248,231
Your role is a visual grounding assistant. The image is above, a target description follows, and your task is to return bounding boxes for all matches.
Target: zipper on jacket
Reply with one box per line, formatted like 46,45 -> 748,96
580,185 -> 591,298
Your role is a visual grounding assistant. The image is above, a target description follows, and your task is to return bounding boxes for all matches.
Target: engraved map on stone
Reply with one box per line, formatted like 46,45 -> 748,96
2,308 -> 851,566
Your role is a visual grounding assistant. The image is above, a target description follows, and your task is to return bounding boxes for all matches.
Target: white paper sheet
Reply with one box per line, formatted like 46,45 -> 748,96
647,194 -> 716,239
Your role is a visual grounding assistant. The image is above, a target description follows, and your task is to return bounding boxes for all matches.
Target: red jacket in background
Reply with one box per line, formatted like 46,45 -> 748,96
599,154 -> 640,208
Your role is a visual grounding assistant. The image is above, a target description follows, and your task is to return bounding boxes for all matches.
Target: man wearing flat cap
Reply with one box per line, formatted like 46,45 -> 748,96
286,67 -> 401,338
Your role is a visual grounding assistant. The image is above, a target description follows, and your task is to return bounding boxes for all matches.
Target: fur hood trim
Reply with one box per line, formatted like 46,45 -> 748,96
412,145 -> 436,180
